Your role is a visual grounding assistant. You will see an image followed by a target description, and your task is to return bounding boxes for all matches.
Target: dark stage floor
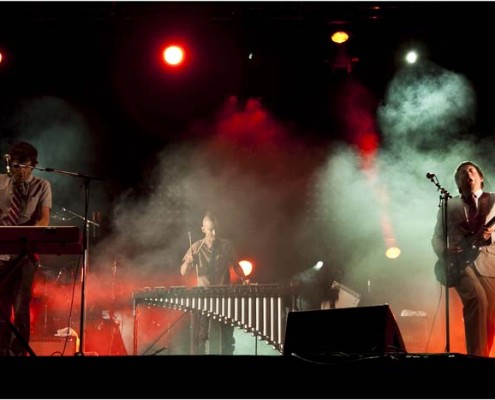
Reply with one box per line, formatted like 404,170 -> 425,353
2,352 -> 493,398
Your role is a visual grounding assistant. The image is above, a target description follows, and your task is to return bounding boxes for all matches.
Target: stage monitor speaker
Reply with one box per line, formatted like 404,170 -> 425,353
283,304 -> 407,357
30,337 -> 77,356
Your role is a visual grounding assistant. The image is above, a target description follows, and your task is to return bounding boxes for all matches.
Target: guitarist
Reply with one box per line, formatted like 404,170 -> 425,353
432,161 -> 495,357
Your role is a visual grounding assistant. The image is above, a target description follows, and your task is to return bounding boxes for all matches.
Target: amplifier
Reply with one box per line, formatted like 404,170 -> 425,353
30,337 -> 77,356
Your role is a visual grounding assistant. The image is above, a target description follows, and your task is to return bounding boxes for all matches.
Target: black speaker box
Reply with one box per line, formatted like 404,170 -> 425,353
283,304 -> 407,357
30,337 -> 77,356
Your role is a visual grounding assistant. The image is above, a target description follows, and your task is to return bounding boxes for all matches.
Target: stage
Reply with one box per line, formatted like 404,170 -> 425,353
2,352 -> 493,398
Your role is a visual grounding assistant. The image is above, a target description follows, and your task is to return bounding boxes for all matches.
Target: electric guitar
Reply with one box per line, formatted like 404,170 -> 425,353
435,214 -> 495,287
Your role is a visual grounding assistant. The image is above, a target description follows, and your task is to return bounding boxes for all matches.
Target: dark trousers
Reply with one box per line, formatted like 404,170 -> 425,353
191,313 -> 235,355
0,255 -> 37,356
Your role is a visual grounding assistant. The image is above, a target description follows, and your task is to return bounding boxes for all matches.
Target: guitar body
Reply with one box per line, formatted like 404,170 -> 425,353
434,217 -> 494,287
434,245 -> 480,287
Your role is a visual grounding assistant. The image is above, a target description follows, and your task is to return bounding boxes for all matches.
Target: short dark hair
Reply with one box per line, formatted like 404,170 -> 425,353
202,211 -> 218,226
454,160 -> 484,193
9,141 -> 38,166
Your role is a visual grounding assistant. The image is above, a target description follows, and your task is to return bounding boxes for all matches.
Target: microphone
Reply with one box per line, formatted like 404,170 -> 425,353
4,154 -> 11,177
426,172 -> 435,179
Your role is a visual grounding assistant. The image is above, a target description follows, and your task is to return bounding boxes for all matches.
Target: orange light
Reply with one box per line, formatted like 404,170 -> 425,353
331,31 -> 350,44
238,260 -> 253,277
385,246 -> 401,259
163,45 -> 184,66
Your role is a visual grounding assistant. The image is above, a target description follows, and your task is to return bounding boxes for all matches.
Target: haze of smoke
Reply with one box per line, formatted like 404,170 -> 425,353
377,60 -> 477,152
7,95 -> 105,219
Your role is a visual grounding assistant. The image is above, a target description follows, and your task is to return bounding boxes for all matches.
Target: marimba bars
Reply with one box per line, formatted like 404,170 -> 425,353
132,284 -> 300,355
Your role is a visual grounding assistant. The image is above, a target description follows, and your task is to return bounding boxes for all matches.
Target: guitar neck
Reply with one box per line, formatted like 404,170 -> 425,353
485,215 -> 495,229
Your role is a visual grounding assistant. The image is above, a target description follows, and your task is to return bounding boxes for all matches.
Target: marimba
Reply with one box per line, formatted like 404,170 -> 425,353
132,284 -> 300,355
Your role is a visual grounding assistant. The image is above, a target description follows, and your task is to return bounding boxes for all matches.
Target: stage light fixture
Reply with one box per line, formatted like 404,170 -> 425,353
313,261 -> 324,271
405,50 -> 419,64
327,26 -> 357,74
385,246 -> 401,259
239,260 -> 253,277
163,45 -> 185,67
331,31 -> 350,44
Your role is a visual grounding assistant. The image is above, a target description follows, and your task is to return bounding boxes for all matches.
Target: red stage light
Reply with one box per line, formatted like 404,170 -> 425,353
163,45 -> 185,67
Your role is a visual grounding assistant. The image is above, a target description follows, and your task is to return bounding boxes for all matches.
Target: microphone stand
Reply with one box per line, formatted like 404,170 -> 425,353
59,207 -> 100,231
186,231 -> 198,355
20,163 -> 106,356
427,173 -> 452,353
